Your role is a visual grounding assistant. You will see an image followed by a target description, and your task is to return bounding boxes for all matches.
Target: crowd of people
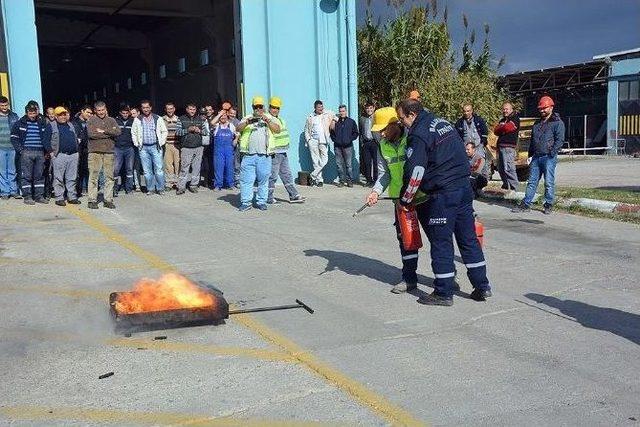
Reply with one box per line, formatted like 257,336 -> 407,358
0,89 -> 565,305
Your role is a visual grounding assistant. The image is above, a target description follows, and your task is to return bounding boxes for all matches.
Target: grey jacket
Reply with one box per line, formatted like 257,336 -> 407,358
49,121 -> 78,156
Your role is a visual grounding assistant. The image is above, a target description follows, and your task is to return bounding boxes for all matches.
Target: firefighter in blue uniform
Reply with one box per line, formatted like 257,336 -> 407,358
396,99 -> 492,306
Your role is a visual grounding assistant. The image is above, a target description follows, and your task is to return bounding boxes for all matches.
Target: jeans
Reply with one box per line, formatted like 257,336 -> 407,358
20,150 -> 45,200
498,146 -> 519,190
0,148 -> 18,196
334,145 -> 354,183
114,146 -> 135,193
523,154 -> 557,207
268,152 -> 299,202
240,154 -> 272,206
88,152 -> 114,203
361,139 -> 378,183
417,186 -> 491,298
52,152 -> 78,201
139,144 -> 165,192
307,139 -> 328,182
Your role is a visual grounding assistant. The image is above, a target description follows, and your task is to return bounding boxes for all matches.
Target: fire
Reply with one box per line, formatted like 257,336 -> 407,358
114,273 -> 215,314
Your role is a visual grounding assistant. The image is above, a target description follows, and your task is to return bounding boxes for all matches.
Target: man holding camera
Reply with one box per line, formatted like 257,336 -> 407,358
236,96 -> 281,212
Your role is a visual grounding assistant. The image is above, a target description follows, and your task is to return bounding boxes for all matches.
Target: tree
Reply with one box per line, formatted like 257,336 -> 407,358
357,5 -> 511,123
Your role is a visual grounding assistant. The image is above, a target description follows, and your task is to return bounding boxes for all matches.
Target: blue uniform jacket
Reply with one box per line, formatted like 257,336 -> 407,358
10,115 -> 52,153
400,110 -> 470,205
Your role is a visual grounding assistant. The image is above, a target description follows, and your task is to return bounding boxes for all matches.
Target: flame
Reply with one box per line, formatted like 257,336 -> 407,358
114,273 -> 215,314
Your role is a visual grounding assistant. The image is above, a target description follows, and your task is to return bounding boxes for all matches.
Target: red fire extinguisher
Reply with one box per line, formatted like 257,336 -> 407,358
396,204 -> 423,251
475,217 -> 484,247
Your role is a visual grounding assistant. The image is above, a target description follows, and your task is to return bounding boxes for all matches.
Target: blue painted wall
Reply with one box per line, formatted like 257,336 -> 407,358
607,57 -> 640,147
1,0 -> 42,113
239,0 -> 358,181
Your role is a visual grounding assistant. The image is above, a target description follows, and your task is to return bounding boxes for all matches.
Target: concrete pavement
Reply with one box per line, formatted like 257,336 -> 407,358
1,183 -> 639,425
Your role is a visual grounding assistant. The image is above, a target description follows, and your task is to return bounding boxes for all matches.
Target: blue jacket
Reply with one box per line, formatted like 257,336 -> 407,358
529,113 -> 565,157
400,110 -> 470,205
454,114 -> 488,147
330,116 -> 359,148
10,115 -> 52,153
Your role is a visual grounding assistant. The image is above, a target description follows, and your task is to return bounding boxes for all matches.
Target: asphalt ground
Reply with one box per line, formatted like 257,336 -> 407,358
1,178 -> 639,426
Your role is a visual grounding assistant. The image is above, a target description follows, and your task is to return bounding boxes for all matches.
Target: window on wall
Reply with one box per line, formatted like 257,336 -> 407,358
93,91 -> 97,100
127,77 -> 132,90
178,57 -> 186,73
159,65 -> 166,79
199,49 -> 209,66
102,87 -> 107,98
84,94 -> 89,103
619,80 -> 640,101
620,81 -> 630,101
141,72 -> 147,85
114,82 -> 120,93
630,80 -> 640,100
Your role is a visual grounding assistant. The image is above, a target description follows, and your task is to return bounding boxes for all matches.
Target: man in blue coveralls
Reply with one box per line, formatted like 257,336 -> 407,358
396,98 -> 492,306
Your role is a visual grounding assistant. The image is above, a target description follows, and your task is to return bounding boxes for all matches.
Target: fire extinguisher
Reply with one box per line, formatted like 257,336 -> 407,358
396,204 -> 423,251
474,217 -> 484,247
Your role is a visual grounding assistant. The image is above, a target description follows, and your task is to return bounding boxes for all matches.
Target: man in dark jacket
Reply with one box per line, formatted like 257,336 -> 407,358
176,103 -> 208,194
114,104 -> 135,195
494,102 -> 520,191
0,96 -> 20,199
455,103 -> 488,155
513,96 -> 565,215
359,102 -> 377,186
72,104 -> 92,197
10,101 -> 52,204
397,99 -> 492,306
330,104 -> 359,187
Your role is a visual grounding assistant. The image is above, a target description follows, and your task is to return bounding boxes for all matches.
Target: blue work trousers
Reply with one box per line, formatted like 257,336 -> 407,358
213,144 -> 235,189
417,185 -> 491,298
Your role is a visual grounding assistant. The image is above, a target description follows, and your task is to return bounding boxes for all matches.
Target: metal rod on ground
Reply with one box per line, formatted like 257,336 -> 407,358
229,299 -> 314,315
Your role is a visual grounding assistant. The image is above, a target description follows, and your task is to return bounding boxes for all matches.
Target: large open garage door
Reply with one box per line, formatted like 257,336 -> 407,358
35,0 -> 240,112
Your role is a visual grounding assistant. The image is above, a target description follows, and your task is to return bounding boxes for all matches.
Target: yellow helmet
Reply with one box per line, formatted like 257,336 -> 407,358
251,96 -> 265,106
371,107 -> 398,132
269,96 -> 283,108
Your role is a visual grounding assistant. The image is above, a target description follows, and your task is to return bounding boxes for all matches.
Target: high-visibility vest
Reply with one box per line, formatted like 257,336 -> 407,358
379,136 -> 427,203
271,116 -> 290,150
239,115 -> 276,154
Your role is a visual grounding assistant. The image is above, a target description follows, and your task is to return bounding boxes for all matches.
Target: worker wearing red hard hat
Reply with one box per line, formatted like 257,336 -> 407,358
512,95 -> 566,215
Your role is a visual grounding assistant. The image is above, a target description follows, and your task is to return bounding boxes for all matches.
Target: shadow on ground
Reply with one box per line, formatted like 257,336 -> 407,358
299,249 -> 478,300
525,293 -> 640,346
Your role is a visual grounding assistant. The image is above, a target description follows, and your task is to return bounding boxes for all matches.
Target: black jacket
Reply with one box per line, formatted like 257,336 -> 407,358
115,116 -> 134,148
177,114 -> 208,148
72,115 -> 89,148
400,110 -> 470,204
454,114 -> 488,146
330,117 -> 359,148
10,115 -> 52,153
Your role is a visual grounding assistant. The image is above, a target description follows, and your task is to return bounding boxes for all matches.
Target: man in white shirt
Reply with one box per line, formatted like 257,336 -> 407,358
304,100 -> 334,187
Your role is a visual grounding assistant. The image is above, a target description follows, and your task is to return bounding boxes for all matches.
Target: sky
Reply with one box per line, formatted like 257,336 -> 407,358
356,0 -> 640,74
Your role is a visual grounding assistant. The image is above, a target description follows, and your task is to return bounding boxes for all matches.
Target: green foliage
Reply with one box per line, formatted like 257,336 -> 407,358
357,5 -> 511,123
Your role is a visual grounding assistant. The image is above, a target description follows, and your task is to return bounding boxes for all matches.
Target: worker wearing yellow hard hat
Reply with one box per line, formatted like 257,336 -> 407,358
365,106 -> 427,294
267,96 -> 305,204
236,95 -> 281,211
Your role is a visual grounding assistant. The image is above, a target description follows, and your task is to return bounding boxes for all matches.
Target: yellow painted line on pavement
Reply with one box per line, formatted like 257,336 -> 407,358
0,258 -> 147,270
66,206 -> 426,426
0,285 -> 109,299
0,406 -> 327,426
107,337 -> 294,363
0,328 -> 293,363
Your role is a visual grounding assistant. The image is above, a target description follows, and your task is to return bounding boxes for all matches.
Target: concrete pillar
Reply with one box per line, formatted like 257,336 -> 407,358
1,0 -> 43,111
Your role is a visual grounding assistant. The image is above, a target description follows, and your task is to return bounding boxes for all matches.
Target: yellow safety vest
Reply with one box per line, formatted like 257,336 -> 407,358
239,115 -> 276,154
